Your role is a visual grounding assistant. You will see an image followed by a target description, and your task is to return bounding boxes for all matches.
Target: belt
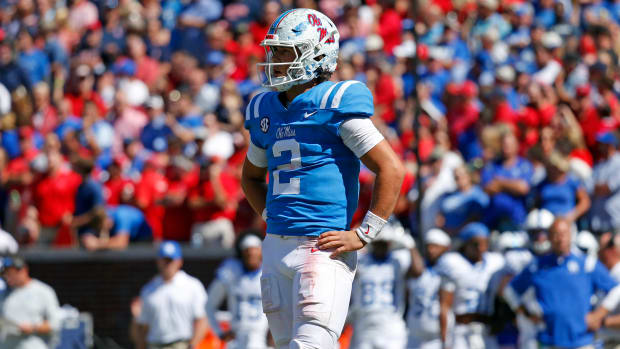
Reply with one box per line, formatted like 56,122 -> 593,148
149,339 -> 190,348
268,234 -> 317,240
455,313 -> 490,325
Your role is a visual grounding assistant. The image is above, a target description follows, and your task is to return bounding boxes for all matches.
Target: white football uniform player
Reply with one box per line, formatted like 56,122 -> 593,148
407,229 -> 453,349
349,249 -> 410,349
437,249 -> 505,349
207,259 -> 269,349
408,267 -> 444,349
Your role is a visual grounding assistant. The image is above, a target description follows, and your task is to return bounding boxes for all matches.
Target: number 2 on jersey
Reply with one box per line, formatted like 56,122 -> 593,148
272,139 -> 301,195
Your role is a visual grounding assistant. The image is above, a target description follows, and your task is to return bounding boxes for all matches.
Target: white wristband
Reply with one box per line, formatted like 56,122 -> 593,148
355,211 -> 387,244
262,208 -> 268,221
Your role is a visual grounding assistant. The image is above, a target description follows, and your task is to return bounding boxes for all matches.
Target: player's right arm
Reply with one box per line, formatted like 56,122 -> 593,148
241,155 -> 268,217
439,288 -> 454,349
206,276 -> 231,340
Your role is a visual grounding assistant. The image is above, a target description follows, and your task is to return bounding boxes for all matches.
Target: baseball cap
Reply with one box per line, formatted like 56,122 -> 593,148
596,132 -> 618,146
459,222 -> 490,241
3,255 -> 26,270
113,58 -> 137,76
75,64 -> 92,78
425,228 -> 451,247
239,234 -> 262,250
158,241 -> 182,260
145,95 -> 164,109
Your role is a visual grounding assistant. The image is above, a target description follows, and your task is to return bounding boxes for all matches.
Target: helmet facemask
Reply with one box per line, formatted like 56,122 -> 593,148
258,33 -> 335,91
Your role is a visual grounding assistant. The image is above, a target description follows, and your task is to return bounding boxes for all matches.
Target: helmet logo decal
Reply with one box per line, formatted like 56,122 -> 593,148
260,116 -> 270,133
307,14 -> 322,26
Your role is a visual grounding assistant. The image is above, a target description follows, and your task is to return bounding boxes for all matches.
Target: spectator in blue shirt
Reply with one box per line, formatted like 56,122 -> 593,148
71,157 -> 105,248
534,152 -> 590,222
503,218 -> 620,348
482,132 -> 534,230
437,165 -> 489,235
80,205 -> 152,251
16,30 -> 50,85
0,42 -> 32,94
141,95 -> 173,152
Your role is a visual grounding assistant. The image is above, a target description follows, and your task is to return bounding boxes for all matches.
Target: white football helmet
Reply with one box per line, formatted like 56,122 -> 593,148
258,8 -> 340,91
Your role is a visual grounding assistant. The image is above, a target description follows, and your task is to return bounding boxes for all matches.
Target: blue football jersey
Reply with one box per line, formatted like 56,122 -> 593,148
244,80 -> 374,236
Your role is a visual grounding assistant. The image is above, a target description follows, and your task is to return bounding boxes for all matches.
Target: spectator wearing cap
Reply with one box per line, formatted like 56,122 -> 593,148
437,165 -> 489,235
188,157 -> 239,248
481,132 -> 534,230
407,228 -> 452,349
0,255 -> 61,349
114,57 -> 149,107
81,204 -> 152,251
437,222 -> 505,349
503,218 -> 620,349
590,132 -> 620,233
70,157 -> 105,242
534,151 -> 591,222
141,95 -> 173,153
130,241 -> 208,349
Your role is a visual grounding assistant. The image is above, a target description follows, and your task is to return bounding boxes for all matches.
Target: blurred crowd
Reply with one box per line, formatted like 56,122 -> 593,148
0,0 -> 617,252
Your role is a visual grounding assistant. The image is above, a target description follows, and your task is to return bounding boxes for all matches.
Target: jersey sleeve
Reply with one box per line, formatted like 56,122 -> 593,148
327,80 -> 374,117
435,253 -> 458,292
244,92 -> 270,149
339,118 -> 384,158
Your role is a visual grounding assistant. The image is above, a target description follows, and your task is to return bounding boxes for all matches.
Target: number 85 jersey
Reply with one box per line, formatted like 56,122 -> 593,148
244,80 -> 381,237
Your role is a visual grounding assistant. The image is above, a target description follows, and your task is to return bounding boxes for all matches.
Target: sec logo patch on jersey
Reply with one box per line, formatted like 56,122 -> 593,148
260,116 -> 270,133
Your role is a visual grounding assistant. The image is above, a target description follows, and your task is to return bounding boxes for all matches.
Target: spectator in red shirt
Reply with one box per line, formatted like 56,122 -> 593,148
574,84 -> 602,148
64,64 -> 107,117
160,156 -> 195,242
103,160 -> 134,206
188,158 -> 239,248
127,34 -> 160,88
377,0 -> 403,55
31,150 -> 81,245
133,155 -> 167,241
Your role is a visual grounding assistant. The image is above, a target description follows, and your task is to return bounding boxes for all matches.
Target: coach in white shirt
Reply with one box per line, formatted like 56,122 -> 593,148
131,241 -> 208,349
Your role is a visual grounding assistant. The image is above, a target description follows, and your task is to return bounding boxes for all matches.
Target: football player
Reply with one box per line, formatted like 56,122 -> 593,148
206,233 -> 269,348
348,219 -> 418,349
437,223 -> 505,349
407,229 -> 452,349
240,8 -> 405,349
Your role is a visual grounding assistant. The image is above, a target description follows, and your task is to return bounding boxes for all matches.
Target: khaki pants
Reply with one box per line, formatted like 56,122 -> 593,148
148,340 -> 190,349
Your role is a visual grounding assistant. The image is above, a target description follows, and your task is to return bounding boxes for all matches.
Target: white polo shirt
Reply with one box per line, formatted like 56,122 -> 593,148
138,270 -> 207,344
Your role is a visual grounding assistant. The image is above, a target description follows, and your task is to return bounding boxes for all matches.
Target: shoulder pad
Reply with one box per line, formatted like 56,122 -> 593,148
216,258 -> 243,283
435,252 -> 460,277
320,80 -> 373,116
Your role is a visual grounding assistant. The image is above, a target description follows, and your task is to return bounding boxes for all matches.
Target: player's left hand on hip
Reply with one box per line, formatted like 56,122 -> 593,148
586,311 -> 605,331
317,229 -> 364,258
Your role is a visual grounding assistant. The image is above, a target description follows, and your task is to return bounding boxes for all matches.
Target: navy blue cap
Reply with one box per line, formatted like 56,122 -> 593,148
3,255 -> 25,269
459,222 -> 490,241
596,132 -> 618,146
158,241 -> 182,260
